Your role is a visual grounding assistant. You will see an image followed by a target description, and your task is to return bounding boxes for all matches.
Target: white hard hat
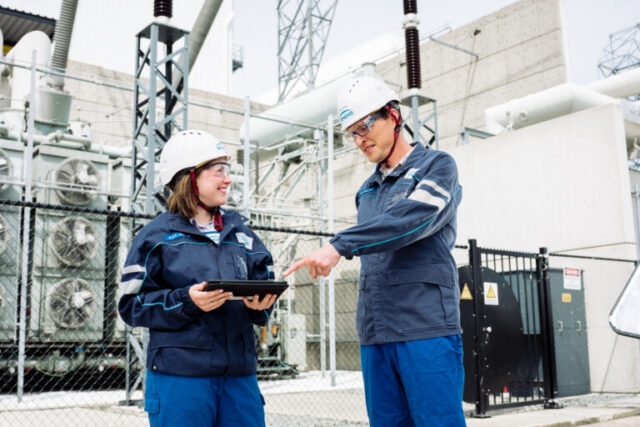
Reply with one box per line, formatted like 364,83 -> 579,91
336,76 -> 400,131
159,130 -> 231,185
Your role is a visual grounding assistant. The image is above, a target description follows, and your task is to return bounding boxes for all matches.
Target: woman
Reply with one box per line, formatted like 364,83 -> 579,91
118,130 -> 277,426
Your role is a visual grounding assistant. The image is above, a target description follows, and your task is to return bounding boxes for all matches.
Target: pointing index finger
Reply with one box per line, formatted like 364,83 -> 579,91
283,259 -> 306,276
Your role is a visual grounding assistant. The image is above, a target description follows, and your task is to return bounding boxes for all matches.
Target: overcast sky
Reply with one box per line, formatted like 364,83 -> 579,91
230,0 -> 640,101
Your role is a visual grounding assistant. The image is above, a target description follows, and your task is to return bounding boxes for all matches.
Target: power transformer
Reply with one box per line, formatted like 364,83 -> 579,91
28,145 -> 109,342
0,140 -> 24,342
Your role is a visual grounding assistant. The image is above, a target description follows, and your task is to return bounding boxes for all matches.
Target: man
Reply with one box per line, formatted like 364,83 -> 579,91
284,76 -> 466,426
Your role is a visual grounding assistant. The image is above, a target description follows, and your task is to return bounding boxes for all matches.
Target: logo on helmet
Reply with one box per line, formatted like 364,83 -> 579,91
339,109 -> 354,123
216,142 -> 224,151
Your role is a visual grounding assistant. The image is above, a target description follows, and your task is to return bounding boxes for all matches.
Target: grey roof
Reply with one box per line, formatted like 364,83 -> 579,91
0,6 -> 56,46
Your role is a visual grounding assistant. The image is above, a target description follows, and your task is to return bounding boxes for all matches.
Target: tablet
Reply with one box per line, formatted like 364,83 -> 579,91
205,280 -> 288,300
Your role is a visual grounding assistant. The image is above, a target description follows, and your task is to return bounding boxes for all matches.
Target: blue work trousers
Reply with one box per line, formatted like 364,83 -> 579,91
145,370 -> 265,427
360,335 -> 466,427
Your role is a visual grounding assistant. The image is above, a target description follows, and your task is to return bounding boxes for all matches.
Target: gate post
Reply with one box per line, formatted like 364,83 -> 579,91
469,239 -> 490,417
536,247 -> 562,409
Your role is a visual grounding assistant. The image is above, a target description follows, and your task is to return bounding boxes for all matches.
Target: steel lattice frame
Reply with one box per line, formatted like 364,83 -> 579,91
598,23 -> 640,77
277,0 -> 338,101
124,22 -> 189,406
132,23 -> 189,216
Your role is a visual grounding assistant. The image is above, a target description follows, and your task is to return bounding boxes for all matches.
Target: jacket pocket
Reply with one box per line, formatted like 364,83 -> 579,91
149,329 -> 214,350
148,330 -> 216,375
389,265 -> 456,333
386,182 -> 412,207
356,276 -> 366,340
227,245 -> 248,279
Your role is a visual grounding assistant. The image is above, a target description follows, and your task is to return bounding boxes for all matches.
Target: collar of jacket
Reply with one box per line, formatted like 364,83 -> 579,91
372,142 -> 426,186
167,209 -> 249,242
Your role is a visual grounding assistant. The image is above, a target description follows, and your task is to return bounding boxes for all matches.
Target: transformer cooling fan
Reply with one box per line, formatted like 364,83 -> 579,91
48,278 -> 96,329
0,148 -> 12,193
53,158 -> 100,206
0,214 -> 7,255
50,216 -> 99,267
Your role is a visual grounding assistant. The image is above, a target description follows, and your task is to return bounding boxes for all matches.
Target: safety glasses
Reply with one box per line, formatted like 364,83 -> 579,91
200,161 -> 231,178
344,111 -> 383,143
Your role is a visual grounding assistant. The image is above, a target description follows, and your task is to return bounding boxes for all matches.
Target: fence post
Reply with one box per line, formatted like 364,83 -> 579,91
536,247 -> 562,409
17,50 -> 38,402
469,239 -> 489,417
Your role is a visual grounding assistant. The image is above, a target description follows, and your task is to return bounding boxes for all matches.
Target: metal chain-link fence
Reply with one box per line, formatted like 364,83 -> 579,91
0,200 -> 373,426
0,199 -> 637,425
546,252 -> 638,395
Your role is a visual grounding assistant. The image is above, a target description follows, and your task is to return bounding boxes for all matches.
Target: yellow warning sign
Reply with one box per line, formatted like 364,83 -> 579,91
486,286 -> 496,298
461,283 -> 473,300
484,282 -> 499,305
562,293 -> 572,303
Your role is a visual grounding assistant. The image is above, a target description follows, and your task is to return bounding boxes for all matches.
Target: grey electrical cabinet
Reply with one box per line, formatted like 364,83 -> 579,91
499,267 -> 590,398
548,268 -> 590,397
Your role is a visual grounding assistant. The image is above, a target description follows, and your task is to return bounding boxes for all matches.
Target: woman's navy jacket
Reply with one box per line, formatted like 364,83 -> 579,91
118,210 -> 274,377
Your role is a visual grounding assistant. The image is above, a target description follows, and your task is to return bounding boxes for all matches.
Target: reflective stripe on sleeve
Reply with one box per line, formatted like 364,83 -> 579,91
408,188 -> 447,211
121,278 -> 144,295
122,264 -> 145,275
418,179 -> 450,200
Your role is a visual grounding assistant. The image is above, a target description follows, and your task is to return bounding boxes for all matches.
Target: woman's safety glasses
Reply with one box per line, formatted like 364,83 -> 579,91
344,111 -> 383,143
200,161 -> 230,178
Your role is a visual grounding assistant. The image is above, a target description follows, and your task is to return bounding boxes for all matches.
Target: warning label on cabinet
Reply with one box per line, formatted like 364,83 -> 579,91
563,267 -> 581,290
460,283 -> 473,300
484,282 -> 499,306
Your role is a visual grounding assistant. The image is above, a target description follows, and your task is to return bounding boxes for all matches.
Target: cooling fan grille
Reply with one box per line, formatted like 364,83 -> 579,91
50,216 -> 99,267
47,278 -> 96,329
53,158 -> 100,206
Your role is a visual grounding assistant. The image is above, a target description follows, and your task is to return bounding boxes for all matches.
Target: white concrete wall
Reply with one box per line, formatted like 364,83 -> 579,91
63,60 -> 266,150
450,103 -> 639,392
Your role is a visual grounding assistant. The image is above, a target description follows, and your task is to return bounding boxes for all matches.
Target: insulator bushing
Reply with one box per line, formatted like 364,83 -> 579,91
404,27 -> 421,89
403,0 -> 417,15
154,0 -> 173,18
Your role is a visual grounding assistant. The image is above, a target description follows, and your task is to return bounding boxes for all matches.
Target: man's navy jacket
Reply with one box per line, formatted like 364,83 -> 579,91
330,143 -> 463,345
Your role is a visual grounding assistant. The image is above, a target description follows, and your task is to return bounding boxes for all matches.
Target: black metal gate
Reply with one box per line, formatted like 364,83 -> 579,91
460,239 -> 560,416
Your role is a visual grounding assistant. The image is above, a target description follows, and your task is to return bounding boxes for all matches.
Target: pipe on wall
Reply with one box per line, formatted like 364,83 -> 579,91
585,68 -> 640,100
485,68 -> 640,136
485,84 -> 618,134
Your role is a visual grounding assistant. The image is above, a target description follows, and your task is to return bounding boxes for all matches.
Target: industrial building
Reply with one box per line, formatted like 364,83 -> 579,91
0,0 -> 638,425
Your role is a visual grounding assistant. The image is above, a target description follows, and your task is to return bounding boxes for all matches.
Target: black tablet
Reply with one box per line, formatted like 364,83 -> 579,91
205,280 -> 288,300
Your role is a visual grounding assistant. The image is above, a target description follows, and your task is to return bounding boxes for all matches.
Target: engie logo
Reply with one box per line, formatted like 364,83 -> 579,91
339,109 -> 353,123
164,232 -> 187,241
235,232 -> 254,250
216,142 -> 224,151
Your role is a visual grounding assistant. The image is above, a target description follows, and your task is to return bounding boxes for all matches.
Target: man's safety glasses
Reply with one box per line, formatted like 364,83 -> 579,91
344,111 -> 383,143
200,161 -> 231,178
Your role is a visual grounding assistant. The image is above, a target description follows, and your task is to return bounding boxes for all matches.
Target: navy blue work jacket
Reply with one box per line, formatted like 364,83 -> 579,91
330,143 -> 463,345
118,210 -> 274,377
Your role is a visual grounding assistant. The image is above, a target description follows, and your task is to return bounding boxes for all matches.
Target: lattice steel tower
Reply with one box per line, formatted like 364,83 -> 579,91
598,23 -> 640,78
124,5 -> 189,405
277,0 -> 338,101
131,24 -> 189,216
